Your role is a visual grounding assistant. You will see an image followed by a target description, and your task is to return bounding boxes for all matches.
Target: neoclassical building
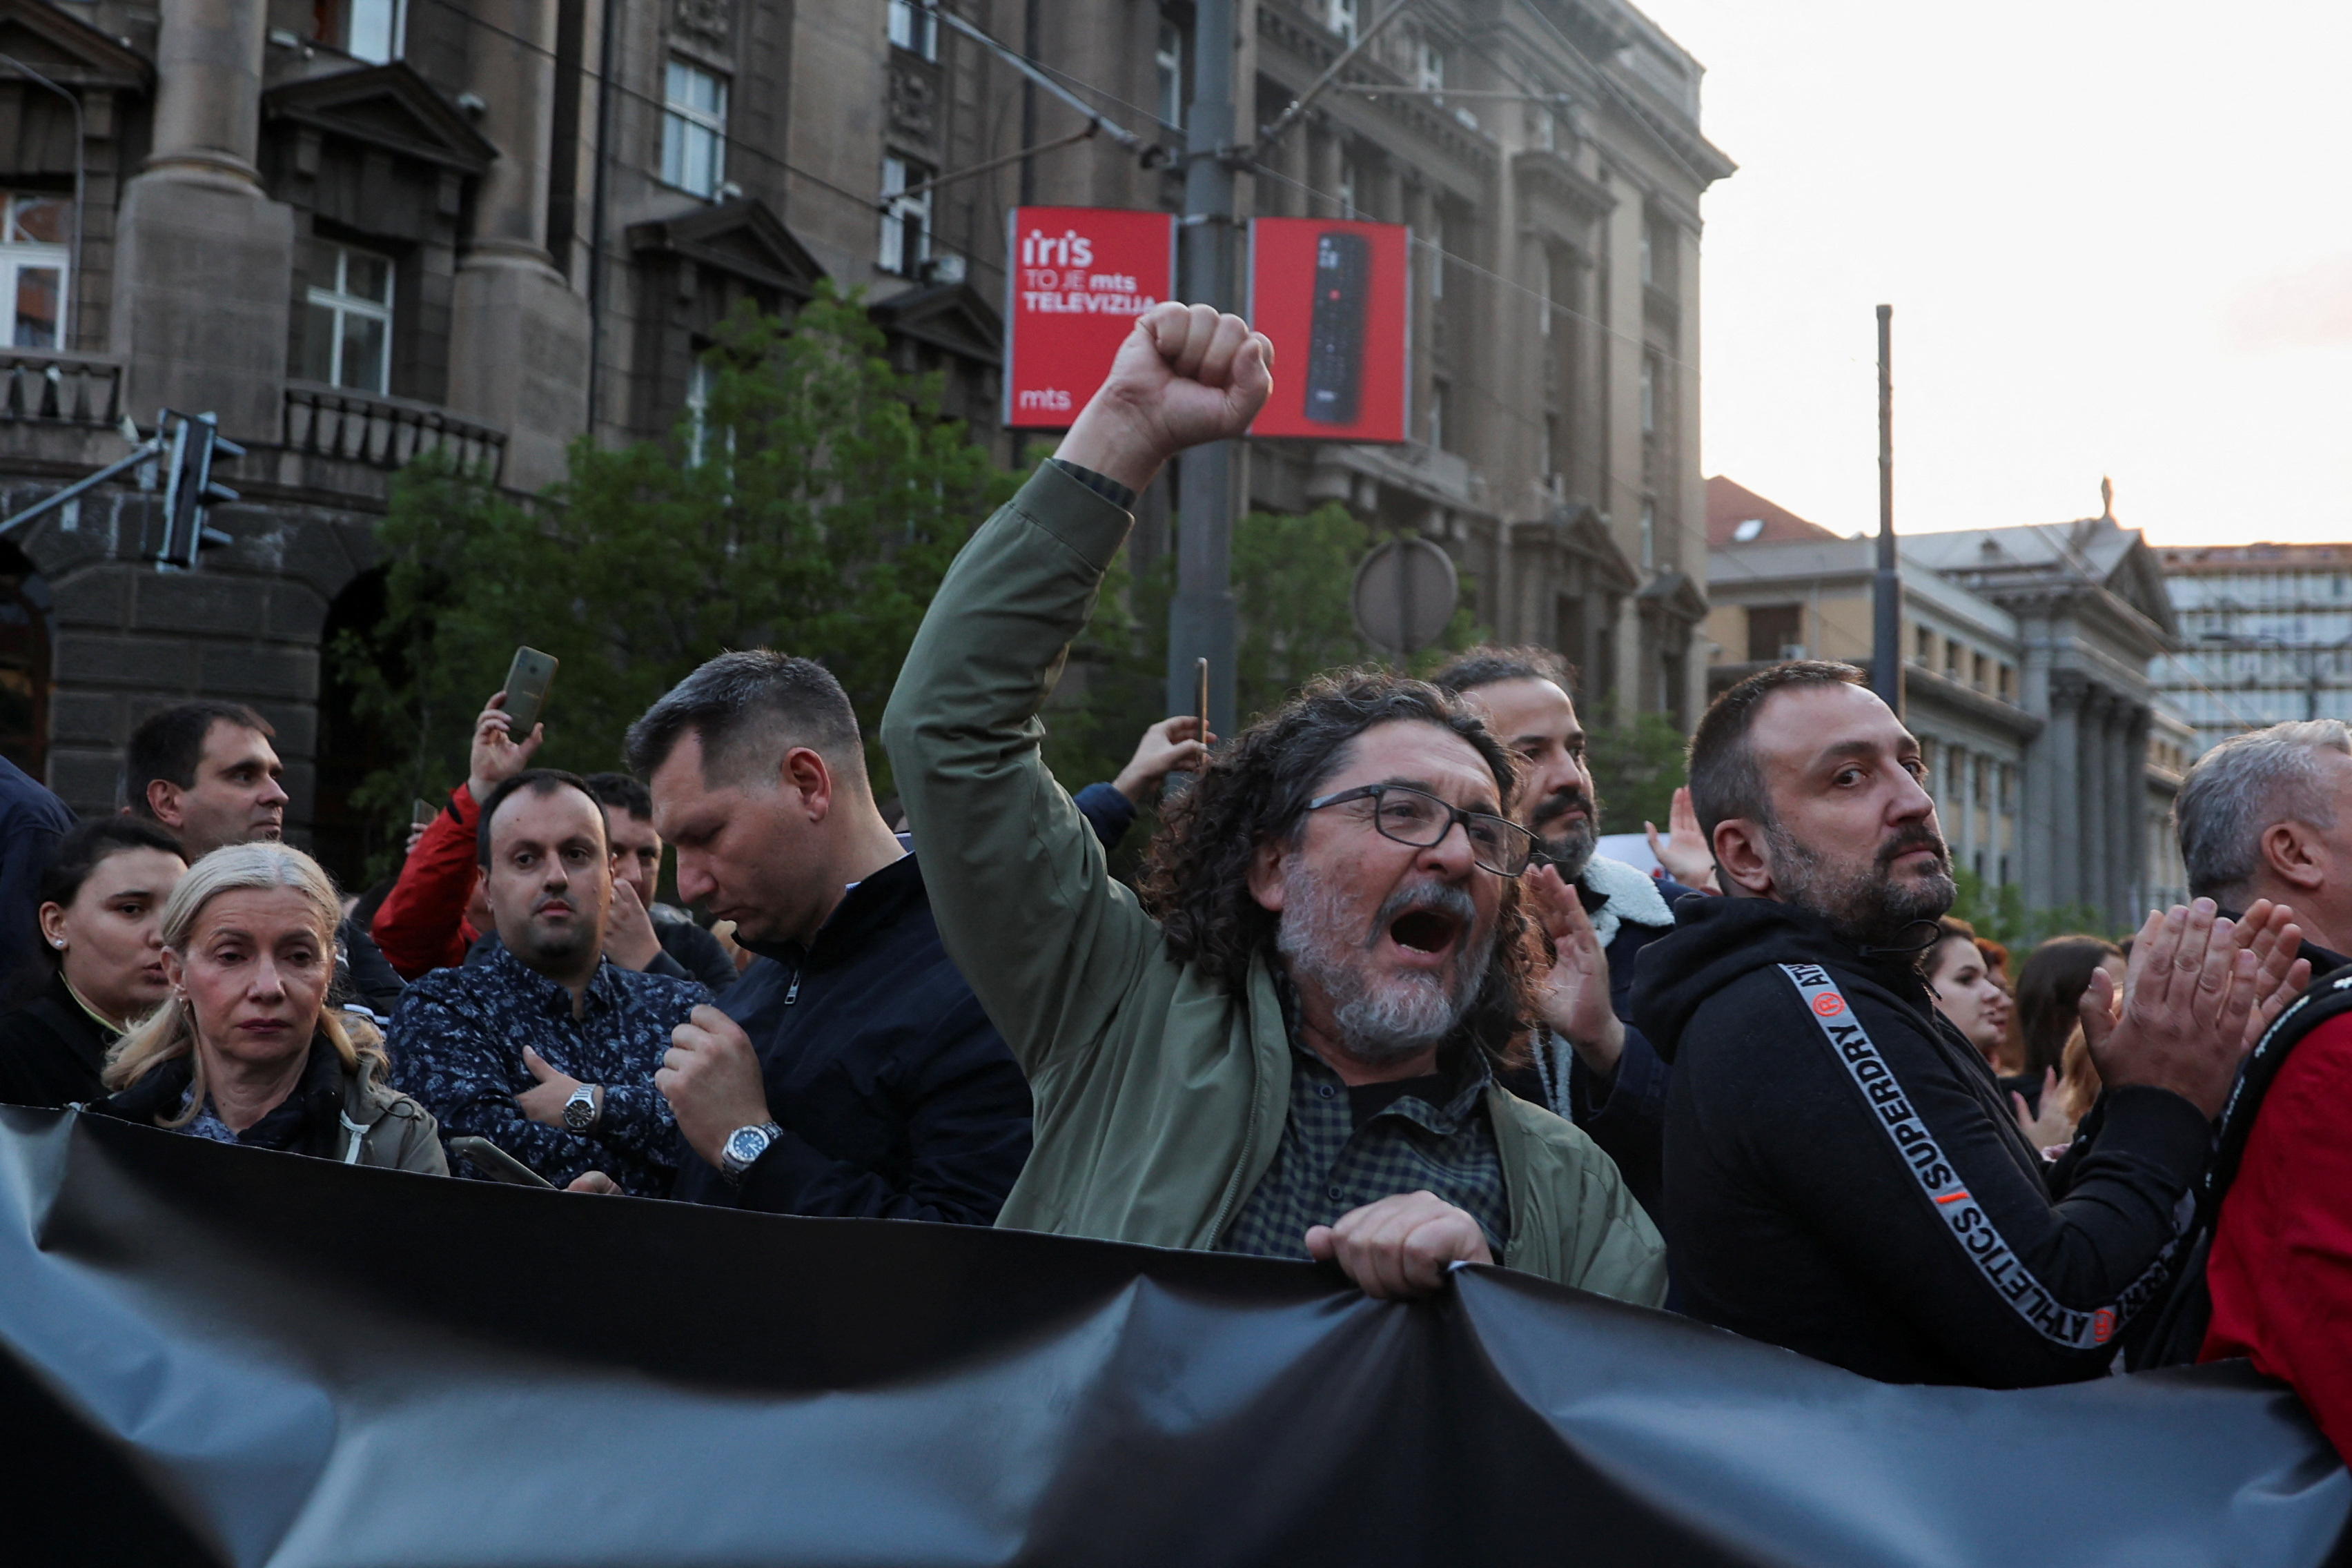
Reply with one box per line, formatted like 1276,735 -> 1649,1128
0,0 -> 1725,883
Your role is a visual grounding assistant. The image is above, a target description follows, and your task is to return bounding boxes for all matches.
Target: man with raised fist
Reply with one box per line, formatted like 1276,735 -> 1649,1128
879,302 -> 1665,1304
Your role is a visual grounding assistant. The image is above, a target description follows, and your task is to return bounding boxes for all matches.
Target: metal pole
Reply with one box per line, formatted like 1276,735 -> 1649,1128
1018,0 -> 1041,205
1166,0 -> 1237,736
1872,304 -> 1902,714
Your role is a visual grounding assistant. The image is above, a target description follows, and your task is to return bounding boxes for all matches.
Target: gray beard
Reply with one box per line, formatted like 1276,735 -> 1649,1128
1274,864 -> 1493,1069
1766,820 -> 1955,949
1538,819 -> 1597,882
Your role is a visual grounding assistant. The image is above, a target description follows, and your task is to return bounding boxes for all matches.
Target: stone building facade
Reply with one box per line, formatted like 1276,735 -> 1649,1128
0,0 -> 1726,884
1705,480 -> 2188,931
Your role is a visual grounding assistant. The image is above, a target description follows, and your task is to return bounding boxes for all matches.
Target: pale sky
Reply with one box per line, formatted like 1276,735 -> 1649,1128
1643,0 -> 2352,547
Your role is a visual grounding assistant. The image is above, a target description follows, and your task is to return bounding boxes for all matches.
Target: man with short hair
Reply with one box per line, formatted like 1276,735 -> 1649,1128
576,772 -> 738,991
1632,660 -> 2304,1384
2164,721 -> 2352,1458
876,302 -> 1664,1303
1433,646 -> 1698,1217
125,700 -> 288,854
626,651 -> 1032,1223
389,769 -> 703,1195
126,700 -> 402,1012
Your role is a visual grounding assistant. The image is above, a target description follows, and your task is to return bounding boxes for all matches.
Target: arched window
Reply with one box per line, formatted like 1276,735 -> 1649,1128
0,542 -> 52,777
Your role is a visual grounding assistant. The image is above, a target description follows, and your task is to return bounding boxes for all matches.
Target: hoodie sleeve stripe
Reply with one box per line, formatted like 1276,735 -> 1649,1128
1777,962 -> 2179,1351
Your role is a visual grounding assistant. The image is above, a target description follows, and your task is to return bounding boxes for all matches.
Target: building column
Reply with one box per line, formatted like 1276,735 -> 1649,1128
446,0 -> 591,492
2121,705 -> 2152,917
109,0 -> 294,442
1307,121 -> 1341,219
1404,177 -> 1434,453
2044,672 -> 2084,910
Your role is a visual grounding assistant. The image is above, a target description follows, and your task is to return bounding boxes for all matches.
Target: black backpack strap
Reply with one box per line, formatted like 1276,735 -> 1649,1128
2126,961 -> 2352,1369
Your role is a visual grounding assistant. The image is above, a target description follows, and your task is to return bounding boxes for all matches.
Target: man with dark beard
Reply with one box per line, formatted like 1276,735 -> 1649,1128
879,302 -> 1665,1304
1631,661 -> 2307,1384
1436,647 -> 1699,1219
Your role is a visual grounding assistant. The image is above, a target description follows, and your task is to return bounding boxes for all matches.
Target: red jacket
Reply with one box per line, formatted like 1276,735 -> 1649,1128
2202,1012 -> 2352,1461
371,785 -> 482,979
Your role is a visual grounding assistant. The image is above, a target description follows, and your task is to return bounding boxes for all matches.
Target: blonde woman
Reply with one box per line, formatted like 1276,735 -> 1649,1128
92,842 -> 446,1173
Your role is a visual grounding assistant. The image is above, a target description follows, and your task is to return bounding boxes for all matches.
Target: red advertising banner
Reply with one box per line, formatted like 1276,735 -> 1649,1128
1246,217 -> 1411,443
1003,206 -> 1177,429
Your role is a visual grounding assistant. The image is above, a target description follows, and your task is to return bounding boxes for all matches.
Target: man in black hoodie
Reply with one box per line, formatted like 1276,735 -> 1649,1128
1631,660 -> 2306,1386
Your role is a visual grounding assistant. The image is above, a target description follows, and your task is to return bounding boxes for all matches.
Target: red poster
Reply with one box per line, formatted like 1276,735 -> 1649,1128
1246,217 -> 1410,443
1003,206 -> 1177,429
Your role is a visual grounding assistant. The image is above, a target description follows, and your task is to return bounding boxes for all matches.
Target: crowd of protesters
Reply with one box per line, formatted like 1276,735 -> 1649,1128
0,302 -> 2344,1464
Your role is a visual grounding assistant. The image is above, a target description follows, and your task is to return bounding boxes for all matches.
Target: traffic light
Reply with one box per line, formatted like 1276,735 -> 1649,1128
148,410 -> 243,571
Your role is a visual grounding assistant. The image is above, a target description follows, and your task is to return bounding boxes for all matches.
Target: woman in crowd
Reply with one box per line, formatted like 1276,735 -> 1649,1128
1926,917 -> 2010,1067
0,819 -> 187,1108
92,842 -> 445,1172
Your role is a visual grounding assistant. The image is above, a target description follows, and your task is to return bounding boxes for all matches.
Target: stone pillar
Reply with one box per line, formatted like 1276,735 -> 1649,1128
2121,705 -> 2151,919
2046,673 -> 2084,910
1308,122 -> 1341,219
110,0 -> 293,442
1403,177 -> 1434,451
445,0 -> 591,493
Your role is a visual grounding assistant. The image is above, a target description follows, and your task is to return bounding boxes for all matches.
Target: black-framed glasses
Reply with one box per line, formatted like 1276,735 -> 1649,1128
1304,785 -> 1540,877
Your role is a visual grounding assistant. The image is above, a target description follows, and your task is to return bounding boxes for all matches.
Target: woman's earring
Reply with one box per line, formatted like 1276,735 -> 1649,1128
50,938 -> 63,950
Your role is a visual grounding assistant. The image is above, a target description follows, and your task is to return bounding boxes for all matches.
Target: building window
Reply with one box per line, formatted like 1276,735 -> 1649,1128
1416,41 -> 1445,95
1536,106 -> 1556,152
888,0 -> 938,61
1639,498 -> 1656,570
1913,623 -> 1934,665
1328,0 -> 1359,43
1639,226 -> 1653,288
1155,19 -> 1185,128
1428,378 -> 1447,451
302,239 -> 393,394
311,0 -> 404,63
879,155 -> 932,275
661,60 -> 729,199
1747,603 -> 1803,663
1540,250 -> 1555,337
0,194 -> 68,349
1542,413 -> 1559,490
1639,354 -> 1657,435
685,355 -> 714,467
1336,153 -> 1358,220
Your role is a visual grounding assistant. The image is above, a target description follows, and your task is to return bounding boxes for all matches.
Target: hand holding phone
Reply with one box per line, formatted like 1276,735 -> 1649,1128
448,1135 -> 554,1189
500,646 -> 560,739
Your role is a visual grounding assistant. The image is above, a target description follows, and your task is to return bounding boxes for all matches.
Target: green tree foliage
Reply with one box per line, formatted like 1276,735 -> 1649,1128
1041,502 -> 1482,803
1946,865 -> 2117,948
333,284 -> 1016,872
1586,705 -> 1688,836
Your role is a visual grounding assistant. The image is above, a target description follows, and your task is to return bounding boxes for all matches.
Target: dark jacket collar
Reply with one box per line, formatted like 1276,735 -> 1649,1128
98,1032 -> 344,1143
742,847 -> 924,970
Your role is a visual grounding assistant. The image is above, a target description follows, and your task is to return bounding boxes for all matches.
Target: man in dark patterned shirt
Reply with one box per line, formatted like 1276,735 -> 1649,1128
389,769 -> 706,1194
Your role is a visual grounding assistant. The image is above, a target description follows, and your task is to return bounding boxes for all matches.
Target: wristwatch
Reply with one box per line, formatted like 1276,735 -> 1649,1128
719,1120 -> 783,1184
562,1084 -> 602,1133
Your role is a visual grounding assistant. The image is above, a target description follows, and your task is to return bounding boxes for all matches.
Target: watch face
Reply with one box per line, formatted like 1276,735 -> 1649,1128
563,1089 -> 595,1131
724,1126 -> 767,1166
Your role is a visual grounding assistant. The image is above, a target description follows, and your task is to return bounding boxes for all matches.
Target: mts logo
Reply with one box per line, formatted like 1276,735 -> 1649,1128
1017,387 -> 1072,412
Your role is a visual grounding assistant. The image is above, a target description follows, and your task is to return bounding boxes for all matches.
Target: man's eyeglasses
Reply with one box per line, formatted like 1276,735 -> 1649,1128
1304,785 -> 1540,878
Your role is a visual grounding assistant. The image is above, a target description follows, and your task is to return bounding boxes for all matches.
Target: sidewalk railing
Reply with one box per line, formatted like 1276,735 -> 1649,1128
283,382 -> 507,483
0,351 -> 123,427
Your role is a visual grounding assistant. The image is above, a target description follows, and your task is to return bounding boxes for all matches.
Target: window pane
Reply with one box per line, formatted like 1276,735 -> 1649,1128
13,266 -> 59,349
340,309 -> 387,393
303,302 -> 338,383
347,0 -> 401,62
11,198 -> 65,245
346,251 -> 392,304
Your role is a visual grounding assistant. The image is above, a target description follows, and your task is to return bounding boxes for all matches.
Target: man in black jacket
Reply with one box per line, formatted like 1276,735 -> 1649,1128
620,651 -> 1030,1222
1632,660 -> 2304,1386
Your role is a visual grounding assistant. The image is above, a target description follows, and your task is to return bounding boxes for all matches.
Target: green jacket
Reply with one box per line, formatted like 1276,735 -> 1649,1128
881,462 -> 1667,1304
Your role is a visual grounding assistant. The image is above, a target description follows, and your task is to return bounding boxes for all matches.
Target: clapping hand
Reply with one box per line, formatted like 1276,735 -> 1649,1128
1644,786 -> 1718,893
1525,863 -> 1625,1077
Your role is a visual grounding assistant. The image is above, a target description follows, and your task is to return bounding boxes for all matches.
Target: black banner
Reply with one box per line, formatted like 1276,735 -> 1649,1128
2,1105 -> 2344,1567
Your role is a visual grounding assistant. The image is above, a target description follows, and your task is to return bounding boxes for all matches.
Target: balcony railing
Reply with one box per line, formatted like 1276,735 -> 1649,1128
283,382 -> 506,483
0,350 -> 123,427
